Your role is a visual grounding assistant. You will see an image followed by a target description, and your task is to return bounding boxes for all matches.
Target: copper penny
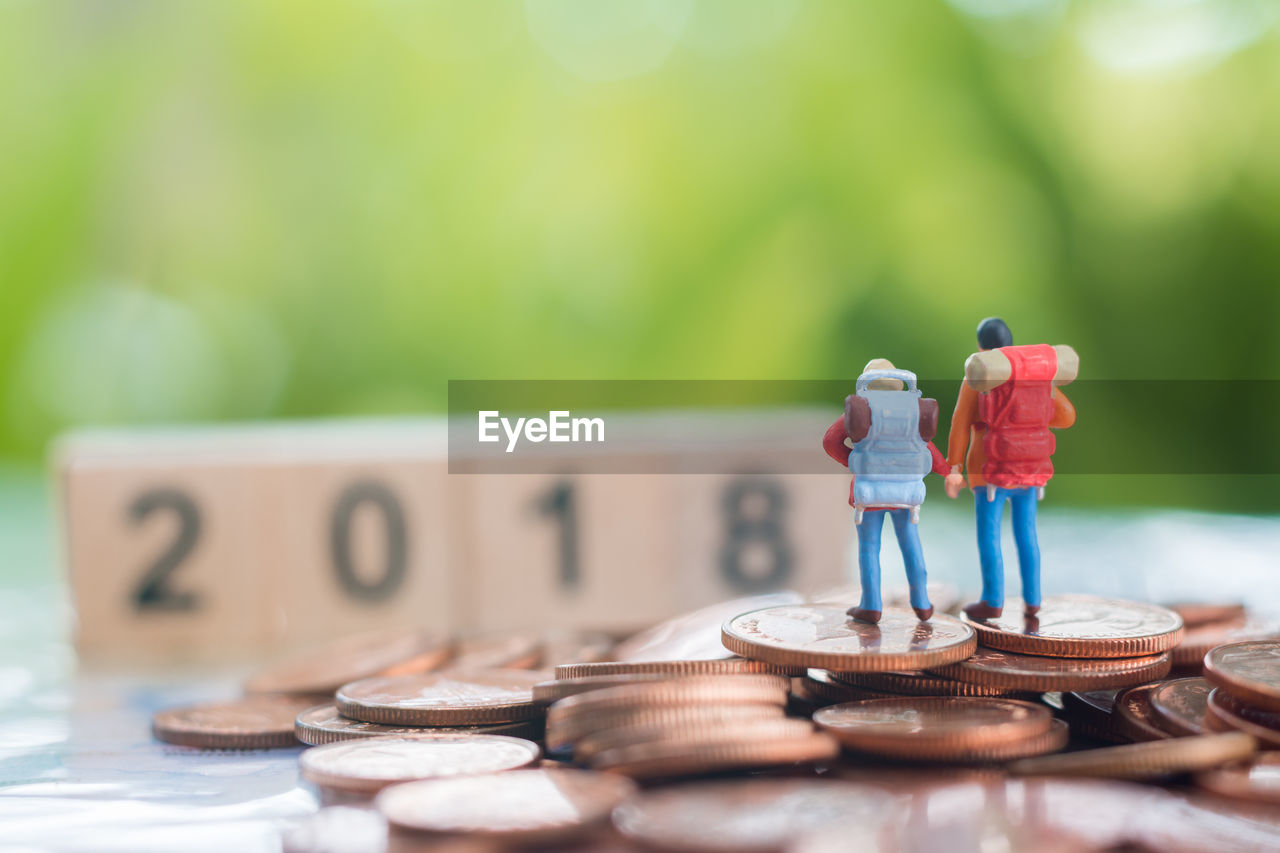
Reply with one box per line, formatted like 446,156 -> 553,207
832,669 -> 1032,698
449,632 -> 543,670
533,673 -> 675,704
375,767 -> 635,843
930,648 -> 1171,693
1167,602 -> 1247,629
1205,641 -> 1280,712
1113,684 -> 1176,742
299,735 -> 540,794
721,605 -> 975,672
293,704 -> 542,745
1196,753 -> 1280,805
1008,732 -> 1258,780
1172,618 -> 1280,668
574,717 -> 814,762
963,595 -> 1183,659
545,674 -> 789,725
554,657 -> 797,680
153,697 -> 311,748
591,731 -> 840,779
814,697 -> 1052,760
612,591 -> 804,663
1204,688 -> 1280,749
337,668 -> 549,726
1148,677 -> 1211,736
545,703 -> 785,752
611,779 -> 895,852
245,629 -> 452,696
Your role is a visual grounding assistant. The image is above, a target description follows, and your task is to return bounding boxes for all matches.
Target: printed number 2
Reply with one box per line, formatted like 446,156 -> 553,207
130,489 -> 201,611
536,480 -> 579,590
720,477 -> 792,593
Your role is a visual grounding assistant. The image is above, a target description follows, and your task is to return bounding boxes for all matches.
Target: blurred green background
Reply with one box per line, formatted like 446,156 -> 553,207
1,0 -> 1278,509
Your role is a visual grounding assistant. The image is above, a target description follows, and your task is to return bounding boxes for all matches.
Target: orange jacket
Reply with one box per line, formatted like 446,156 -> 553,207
945,382 -> 1076,489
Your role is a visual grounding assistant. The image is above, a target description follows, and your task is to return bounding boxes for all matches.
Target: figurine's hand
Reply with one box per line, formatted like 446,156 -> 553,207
944,471 -> 966,499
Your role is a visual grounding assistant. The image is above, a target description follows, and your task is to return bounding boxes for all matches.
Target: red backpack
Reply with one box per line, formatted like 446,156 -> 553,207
976,344 -> 1058,488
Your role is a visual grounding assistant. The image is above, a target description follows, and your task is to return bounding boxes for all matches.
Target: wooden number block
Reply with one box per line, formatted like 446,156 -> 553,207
674,459 -> 852,607
61,455 -> 277,662
456,469 -> 681,635
268,442 -> 457,650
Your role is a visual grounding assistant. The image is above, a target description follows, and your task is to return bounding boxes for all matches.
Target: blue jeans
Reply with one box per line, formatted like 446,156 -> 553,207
856,509 -> 930,612
974,486 -> 1040,609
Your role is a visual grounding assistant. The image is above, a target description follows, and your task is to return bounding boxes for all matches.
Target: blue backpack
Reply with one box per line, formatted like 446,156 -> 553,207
847,369 -> 932,523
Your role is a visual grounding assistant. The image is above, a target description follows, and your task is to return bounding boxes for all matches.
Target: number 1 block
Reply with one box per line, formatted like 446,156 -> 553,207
455,470 -> 682,634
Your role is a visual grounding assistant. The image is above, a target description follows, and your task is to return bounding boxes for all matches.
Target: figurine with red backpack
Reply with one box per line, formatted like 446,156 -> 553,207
823,358 -> 951,625
944,318 -> 1079,621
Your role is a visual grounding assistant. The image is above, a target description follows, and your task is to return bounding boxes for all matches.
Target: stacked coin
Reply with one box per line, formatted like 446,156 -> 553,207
1202,640 -> 1280,748
814,696 -> 1068,763
1164,602 -> 1280,674
151,627 -> 615,750
542,673 -> 838,778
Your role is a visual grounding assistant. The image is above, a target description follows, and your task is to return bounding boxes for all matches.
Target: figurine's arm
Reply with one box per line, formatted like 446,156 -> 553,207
944,382 -> 978,497
822,418 -> 852,467
1049,388 -> 1076,429
926,442 -> 949,477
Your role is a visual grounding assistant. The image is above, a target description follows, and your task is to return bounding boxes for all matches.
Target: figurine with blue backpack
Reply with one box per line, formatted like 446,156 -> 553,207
822,358 -> 950,624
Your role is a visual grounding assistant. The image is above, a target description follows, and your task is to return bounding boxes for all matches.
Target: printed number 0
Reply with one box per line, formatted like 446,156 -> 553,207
330,480 -> 408,603
130,489 -> 201,611
720,477 -> 792,592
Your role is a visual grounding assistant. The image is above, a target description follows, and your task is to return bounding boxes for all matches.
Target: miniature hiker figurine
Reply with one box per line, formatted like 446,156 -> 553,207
944,318 -> 1079,621
823,359 -> 949,624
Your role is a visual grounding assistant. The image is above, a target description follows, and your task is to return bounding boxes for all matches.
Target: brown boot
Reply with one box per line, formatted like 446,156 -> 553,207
847,607 -> 882,625
912,605 -> 934,621
1024,603 -> 1041,616
963,601 -> 1003,621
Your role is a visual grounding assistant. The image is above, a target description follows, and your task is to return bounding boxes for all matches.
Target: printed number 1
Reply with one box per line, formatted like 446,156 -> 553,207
536,480 -> 580,590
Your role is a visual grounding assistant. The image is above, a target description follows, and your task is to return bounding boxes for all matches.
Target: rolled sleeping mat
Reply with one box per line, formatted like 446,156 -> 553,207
964,344 -> 1078,393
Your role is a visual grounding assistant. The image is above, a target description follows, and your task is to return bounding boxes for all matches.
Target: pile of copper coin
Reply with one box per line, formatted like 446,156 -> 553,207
148,592 -> 1280,852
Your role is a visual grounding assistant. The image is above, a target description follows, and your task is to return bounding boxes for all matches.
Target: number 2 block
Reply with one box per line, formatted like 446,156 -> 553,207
61,457 -> 277,661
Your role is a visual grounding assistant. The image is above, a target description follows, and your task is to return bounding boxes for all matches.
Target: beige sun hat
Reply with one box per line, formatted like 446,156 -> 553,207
863,358 -> 905,391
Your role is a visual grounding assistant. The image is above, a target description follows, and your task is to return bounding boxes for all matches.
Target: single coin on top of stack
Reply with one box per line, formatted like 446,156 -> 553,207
961,596 -> 1184,659
336,668 -> 548,726
294,704 -> 544,746
153,696 -> 315,749
813,697 -> 1066,764
545,674 -> 836,778
721,606 -> 976,673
